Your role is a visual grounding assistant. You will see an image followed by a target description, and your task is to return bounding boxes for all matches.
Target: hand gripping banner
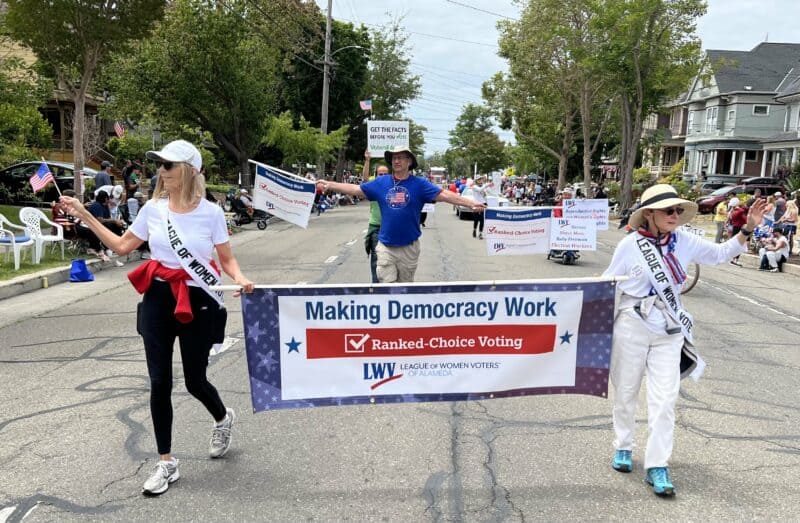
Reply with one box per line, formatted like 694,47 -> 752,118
241,278 -> 616,412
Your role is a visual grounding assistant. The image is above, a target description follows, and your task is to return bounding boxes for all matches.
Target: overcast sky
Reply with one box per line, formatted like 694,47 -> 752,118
314,0 -> 800,155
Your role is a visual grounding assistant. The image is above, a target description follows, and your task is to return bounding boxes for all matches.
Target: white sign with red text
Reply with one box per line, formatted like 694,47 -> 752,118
562,199 -> 609,230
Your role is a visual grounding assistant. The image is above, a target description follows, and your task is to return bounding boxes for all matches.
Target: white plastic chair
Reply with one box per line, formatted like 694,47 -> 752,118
0,215 -> 35,270
19,207 -> 65,263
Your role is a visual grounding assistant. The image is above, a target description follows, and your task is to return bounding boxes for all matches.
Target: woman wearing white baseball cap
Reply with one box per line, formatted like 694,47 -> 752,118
603,184 -> 766,497
60,139 -> 254,496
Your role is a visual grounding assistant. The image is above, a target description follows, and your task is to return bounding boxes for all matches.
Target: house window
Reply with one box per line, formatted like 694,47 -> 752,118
745,150 -> 757,161
753,105 -> 769,116
687,111 -> 695,133
705,106 -> 718,132
785,108 -> 791,131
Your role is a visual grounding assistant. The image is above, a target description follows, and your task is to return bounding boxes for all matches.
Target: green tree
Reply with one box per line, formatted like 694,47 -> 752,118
4,0 -> 165,195
491,10 -> 580,191
103,0 -> 309,187
592,0 -> 706,207
264,111 -> 347,174
0,42 -> 52,166
362,18 -> 422,120
448,103 -> 494,150
465,132 -> 508,174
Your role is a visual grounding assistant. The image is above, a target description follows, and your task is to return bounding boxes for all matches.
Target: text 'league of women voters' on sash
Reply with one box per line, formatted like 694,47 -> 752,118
240,280 -> 616,412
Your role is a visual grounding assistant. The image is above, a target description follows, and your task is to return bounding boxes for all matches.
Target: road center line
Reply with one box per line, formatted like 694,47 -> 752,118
701,280 -> 800,323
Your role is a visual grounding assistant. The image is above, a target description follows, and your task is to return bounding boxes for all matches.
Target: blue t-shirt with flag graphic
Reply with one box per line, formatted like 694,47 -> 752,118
360,175 -> 442,247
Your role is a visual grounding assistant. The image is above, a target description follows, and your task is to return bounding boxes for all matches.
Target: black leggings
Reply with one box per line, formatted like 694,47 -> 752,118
473,213 -> 484,233
137,280 -> 227,454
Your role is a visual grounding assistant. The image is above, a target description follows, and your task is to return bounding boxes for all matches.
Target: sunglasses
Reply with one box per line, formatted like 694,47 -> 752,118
155,161 -> 174,170
658,206 -> 685,216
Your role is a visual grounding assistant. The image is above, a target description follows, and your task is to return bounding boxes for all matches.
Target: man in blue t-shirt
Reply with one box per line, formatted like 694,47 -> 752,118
317,146 -> 485,282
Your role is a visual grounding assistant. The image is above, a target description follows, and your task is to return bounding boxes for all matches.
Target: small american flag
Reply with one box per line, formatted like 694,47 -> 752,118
359,99 -> 372,111
29,162 -> 55,192
114,121 -> 125,138
389,192 -> 407,205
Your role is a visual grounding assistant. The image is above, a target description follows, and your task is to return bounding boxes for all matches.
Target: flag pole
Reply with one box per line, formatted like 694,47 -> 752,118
42,157 -> 62,197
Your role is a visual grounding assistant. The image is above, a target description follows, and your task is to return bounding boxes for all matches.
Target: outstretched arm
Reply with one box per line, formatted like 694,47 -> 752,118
362,151 -> 371,179
435,190 -> 486,213
316,180 -> 366,199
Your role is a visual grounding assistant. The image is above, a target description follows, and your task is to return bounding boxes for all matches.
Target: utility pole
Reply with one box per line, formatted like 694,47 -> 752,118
318,0 -> 333,179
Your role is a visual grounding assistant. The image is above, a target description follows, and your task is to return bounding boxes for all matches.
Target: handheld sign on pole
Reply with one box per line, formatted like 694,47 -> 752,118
249,160 -> 315,229
367,120 -> 409,155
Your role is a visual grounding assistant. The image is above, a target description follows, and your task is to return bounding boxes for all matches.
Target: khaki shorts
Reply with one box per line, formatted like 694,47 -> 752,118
376,241 -> 420,283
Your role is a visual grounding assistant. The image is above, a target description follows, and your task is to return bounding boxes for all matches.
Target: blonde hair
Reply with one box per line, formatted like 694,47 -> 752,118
151,162 -> 205,208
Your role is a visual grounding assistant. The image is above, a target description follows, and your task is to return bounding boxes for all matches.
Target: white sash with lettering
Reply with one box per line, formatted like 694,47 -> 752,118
159,201 -> 225,308
633,234 -> 705,380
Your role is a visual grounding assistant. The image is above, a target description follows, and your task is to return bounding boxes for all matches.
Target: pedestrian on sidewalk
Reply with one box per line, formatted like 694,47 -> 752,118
603,184 -> 765,497
316,146 -> 485,283
60,139 -> 254,496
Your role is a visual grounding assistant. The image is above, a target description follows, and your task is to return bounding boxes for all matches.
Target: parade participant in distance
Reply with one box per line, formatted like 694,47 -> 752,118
316,145 -> 485,283
362,150 -> 389,283
59,139 -> 254,496
471,175 -> 488,239
603,184 -> 765,497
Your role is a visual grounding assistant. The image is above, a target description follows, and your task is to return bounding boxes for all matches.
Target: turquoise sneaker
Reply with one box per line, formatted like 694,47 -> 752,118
612,450 -> 633,472
646,467 -> 675,496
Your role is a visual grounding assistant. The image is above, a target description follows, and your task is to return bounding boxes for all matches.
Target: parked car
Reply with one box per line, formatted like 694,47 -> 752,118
698,181 -> 733,195
455,188 -> 510,219
739,176 -> 786,188
0,161 -> 98,205
695,184 -> 785,213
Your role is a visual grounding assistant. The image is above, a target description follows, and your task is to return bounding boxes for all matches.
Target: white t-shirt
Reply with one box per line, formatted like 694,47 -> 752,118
129,198 -> 229,280
603,230 -> 747,333
472,183 -> 487,205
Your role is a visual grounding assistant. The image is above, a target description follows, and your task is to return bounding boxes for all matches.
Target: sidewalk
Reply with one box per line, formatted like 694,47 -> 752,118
0,224 -> 261,300
0,251 -> 146,301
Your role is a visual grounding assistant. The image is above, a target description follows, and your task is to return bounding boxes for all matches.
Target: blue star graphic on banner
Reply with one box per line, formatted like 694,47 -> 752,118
560,331 -> 573,344
286,337 -> 302,353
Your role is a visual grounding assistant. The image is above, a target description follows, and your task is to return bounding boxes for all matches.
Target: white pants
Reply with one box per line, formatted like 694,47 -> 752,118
610,311 -> 684,469
758,247 -> 785,269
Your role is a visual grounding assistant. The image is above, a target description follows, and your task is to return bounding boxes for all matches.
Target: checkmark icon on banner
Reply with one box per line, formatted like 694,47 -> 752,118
345,333 -> 370,353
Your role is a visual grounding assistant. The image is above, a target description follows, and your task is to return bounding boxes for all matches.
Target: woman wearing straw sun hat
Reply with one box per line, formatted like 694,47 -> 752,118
602,184 -> 765,497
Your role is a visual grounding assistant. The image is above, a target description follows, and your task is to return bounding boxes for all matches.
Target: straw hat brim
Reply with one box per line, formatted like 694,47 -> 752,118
629,197 -> 698,229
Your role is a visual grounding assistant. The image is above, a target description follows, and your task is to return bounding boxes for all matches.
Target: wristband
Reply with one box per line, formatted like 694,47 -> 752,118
740,227 -> 753,238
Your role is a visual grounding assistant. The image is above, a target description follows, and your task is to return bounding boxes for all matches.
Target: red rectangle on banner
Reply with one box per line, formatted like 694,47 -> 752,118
305,324 -> 557,359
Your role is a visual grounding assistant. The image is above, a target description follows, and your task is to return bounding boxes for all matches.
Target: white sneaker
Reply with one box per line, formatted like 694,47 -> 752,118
209,408 -> 235,458
142,458 -> 179,496
114,260 -> 124,267
140,251 -> 151,260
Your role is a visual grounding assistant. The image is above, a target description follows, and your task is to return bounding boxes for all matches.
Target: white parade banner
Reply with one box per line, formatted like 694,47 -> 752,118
549,218 -> 597,251
422,203 -> 436,213
249,160 -> 315,229
562,198 -> 609,230
484,208 -> 552,256
367,120 -> 410,155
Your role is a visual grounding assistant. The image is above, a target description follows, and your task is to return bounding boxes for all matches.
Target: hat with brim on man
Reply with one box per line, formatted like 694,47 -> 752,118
628,184 -> 698,229
384,145 -> 418,170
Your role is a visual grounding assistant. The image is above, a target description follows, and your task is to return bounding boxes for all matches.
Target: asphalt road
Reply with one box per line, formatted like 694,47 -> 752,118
0,203 -> 798,522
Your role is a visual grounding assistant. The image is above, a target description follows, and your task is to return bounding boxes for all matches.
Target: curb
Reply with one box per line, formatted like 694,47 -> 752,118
0,252 -> 144,301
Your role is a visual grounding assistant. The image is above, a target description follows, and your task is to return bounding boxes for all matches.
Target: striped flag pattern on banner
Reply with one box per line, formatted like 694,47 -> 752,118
359,99 -> 372,111
114,121 -> 125,138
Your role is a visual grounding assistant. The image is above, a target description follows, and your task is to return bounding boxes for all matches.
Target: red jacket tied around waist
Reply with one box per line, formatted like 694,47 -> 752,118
128,259 -> 221,323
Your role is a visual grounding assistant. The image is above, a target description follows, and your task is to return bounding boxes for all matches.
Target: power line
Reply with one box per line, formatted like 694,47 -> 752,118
217,0 -> 325,73
336,17 -> 498,48
444,0 -> 518,20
